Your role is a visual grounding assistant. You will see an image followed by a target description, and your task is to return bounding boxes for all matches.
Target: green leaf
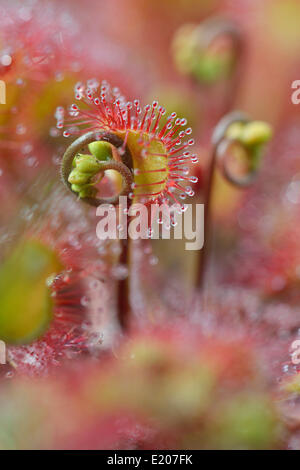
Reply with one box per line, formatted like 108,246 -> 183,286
0,239 -> 62,344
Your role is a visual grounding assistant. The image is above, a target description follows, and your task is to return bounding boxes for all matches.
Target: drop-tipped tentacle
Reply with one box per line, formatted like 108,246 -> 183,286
56,80 -> 197,208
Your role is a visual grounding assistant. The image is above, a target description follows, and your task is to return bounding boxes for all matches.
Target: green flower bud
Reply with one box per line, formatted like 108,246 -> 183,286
78,186 -> 98,198
88,141 -> 113,161
68,151 -> 107,198
226,121 -> 272,147
75,154 -> 101,173
72,183 -> 96,198
225,122 -> 245,141
71,183 -> 83,193
68,169 -> 93,185
240,121 -> 273,146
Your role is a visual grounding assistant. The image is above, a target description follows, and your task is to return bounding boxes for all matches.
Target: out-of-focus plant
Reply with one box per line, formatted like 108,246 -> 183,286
0,238 -> 62,344
0,0 -> 296,452
0,325 -> 286,449
172,18 -> 241,85
82,327 -> 284,449
197,112 -> 272,289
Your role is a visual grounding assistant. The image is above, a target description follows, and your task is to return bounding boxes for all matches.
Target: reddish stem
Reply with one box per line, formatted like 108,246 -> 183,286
117,236 -> 131,331
61,131 -> 134,331
196,111 -> 250,291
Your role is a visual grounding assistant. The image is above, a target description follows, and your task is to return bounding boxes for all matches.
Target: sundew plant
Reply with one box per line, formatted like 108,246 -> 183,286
0,0 -> 299,451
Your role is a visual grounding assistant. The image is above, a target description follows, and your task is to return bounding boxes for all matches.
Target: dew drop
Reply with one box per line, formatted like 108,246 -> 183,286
80,296 -> 90,307
89,279 -> 102,290
189,176 -> 198,183
112,264 -> 129,280
149,255 -> 158,265
180,204 -> 188,213
22,143 -> 33,154
1,54 -> 12,66
16,124 -> 26,135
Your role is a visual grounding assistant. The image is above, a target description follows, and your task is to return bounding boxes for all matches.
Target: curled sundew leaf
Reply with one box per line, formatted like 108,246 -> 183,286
172,19 -> 241,85
57,81 -> 198,210
0,239 -> 62,344
197,112 -> 272,289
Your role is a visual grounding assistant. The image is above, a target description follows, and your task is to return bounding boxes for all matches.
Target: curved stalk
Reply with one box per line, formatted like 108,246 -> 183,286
196,111 -> 261,290
199,17 -> 242,52
61,131 -> 133,205
201,18 -> 243,113
60,130 -> 134,331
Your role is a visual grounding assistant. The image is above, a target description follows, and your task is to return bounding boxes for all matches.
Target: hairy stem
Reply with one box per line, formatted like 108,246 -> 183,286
117,237 -> 131,331
197,18 -> 243,113
196,111 -> 251,291
60,130 -> 134,331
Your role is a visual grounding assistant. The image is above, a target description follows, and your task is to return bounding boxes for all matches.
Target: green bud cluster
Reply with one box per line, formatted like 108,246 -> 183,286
68,141 -> 113,199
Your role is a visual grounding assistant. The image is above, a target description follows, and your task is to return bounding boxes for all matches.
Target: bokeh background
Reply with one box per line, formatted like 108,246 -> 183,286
1,0 -> 300,450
